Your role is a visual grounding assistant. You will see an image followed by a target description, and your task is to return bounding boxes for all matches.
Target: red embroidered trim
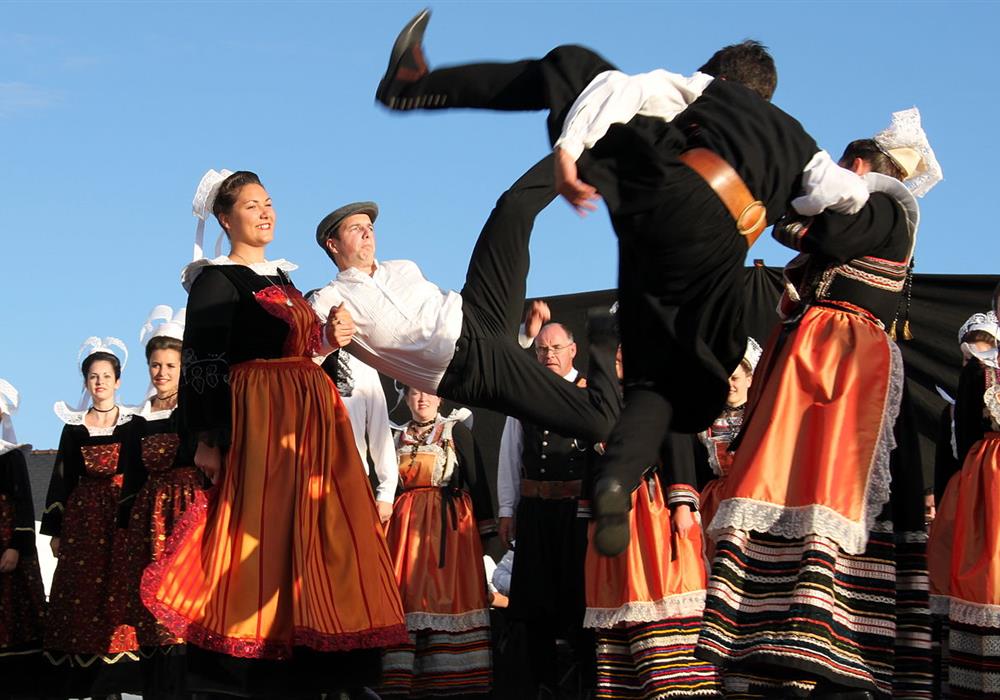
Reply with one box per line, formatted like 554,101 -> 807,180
141,486 -> 409,660
254,286 -> 322,357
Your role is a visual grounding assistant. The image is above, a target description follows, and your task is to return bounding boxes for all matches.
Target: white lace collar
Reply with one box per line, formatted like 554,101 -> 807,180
137,398 -> 175,421
181,255 -> 299,292
53,401 -> 136,436
391,407 -> 474,433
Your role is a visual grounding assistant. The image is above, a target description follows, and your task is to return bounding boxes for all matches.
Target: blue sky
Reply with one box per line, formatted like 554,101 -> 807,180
2,1 -> 997,447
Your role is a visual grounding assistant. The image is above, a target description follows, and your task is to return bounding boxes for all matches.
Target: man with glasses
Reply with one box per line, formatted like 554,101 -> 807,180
309,156 -> 620,446
496,318 -> 597,697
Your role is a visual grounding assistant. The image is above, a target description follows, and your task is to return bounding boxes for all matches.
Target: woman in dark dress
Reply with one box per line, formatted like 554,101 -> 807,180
115,306 -> 204,698
142,170 -> 406,697
42,340 -> 145,697
0,379 -> 46,697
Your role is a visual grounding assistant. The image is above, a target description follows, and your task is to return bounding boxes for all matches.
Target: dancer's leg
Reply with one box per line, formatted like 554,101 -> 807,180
460,155 -> 556,338
377,13 -> 615,145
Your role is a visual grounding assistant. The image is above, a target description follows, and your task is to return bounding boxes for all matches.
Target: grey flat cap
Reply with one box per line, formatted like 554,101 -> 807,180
316,201 -> 379,248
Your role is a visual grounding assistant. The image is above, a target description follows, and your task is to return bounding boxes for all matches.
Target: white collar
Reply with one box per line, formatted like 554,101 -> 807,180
392,407 -> 475,433
137,398 -> 175,421
563,367 -> 580,383
53,401 -> 136,427
181,255 -> 299,292
0,440 -> 28,457
336,259 -> 380,282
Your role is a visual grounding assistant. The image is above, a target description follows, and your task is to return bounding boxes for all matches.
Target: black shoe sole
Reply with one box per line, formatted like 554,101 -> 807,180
375,7 -> 431,105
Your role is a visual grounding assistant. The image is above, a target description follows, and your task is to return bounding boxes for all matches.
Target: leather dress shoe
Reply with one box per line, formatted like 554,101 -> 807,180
375,8 -> 431,107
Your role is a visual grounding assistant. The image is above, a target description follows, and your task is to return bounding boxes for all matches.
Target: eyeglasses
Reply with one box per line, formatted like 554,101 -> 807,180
535,343 -> 573,357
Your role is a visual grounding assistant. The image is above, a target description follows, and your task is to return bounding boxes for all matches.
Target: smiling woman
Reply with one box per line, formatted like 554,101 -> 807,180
140,169 -> 407,696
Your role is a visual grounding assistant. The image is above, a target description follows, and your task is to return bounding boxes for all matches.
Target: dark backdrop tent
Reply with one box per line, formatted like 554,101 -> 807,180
378,263 -> 999,524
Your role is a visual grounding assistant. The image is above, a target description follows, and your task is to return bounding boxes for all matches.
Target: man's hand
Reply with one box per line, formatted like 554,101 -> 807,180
0,548 -> 19,572
195,441 -> 223,484
524,300 -> 551,340
554,147 -> 600,216
49,537 -> 60,559
498,516 -> 515,549
671,504 -> 695,538
325,304 -> 356,348
376,500 -> 393,526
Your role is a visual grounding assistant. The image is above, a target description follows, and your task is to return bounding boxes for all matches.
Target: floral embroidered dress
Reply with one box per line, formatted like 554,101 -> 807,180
40,405 -> 145,693
116,400 -> 204,650
142,258 -> 406,695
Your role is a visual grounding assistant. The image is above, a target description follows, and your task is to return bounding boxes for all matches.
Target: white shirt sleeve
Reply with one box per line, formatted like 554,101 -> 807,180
497,417 -> 523,518
790,150 -> 871,216
355,362 -> 399,504
554,69 -> 713,161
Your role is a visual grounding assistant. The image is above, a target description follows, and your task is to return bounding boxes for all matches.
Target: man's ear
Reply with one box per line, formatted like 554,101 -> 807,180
325,238 -> 338,256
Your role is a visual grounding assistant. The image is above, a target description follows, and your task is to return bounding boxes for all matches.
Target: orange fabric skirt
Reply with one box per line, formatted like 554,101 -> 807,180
707,305 -> 901,555
927,434 -> 1000,626
584,474 -> 708,629
386,487 -> 489,631
142,358 -> 407,659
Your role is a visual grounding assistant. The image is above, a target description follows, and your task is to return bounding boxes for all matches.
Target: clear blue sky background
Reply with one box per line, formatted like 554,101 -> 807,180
2,1 -> 996,447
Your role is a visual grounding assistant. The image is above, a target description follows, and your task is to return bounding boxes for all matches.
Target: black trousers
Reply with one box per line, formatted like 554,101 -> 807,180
401,45 -> 747,491
437,155 -> 621,444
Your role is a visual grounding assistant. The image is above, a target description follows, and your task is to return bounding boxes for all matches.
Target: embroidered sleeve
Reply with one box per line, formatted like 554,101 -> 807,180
6,449 -> 37,552
662,432 -> 701,510
41,426 -> 81,537
453,422 -> 496,536
180,267 -> 239,447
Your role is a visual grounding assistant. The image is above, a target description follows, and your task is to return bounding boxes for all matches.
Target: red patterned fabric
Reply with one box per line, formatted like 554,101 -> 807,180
0,494 -> 45,650
44,441 -> 139,655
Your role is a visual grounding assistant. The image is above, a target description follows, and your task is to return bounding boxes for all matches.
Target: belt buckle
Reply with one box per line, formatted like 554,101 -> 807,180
737,200 -> 767,237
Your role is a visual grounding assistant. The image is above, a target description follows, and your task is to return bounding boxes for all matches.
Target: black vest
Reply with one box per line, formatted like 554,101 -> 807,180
520,422 -> 589,482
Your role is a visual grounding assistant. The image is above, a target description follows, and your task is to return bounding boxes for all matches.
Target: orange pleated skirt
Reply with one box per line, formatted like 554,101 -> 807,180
584,474 -> 708,629
706,305 -> 900,555
928,434 -> 1000,622
142,357 -> 407,659
386,487 -> 489,630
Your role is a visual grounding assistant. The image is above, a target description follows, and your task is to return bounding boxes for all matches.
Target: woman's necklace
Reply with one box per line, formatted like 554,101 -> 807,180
231,252 -> 294,307
90,404 -> 116,413
153,392 -> 178,409
407,418 -> 437,462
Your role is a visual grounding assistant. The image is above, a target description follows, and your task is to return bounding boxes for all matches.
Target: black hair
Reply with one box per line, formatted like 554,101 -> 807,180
145,335 -> 183,362
81,351 -> 122,380
697,40 -> 777,101
839,139 -> 905,181
212,171 -> 263,221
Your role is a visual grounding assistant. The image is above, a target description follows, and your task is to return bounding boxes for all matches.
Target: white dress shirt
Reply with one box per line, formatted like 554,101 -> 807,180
310,259 -> 465,394
496,367 -> 579,518
338,353 -> 399,504
553,69 -> 869,216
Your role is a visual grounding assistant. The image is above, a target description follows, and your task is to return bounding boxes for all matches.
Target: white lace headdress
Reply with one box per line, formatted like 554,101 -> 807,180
743,337 -> 763,373
138,305 -> 186,403
57,336 -> 130,412
192,168 -> 233,261
0,378 -> 20,447
140,305 -> 187,346
873,107 -> 943,198
958,310 -> 999,344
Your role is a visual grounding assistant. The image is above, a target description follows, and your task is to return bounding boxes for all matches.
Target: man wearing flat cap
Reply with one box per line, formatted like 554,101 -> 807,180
309,156 -> 620,446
